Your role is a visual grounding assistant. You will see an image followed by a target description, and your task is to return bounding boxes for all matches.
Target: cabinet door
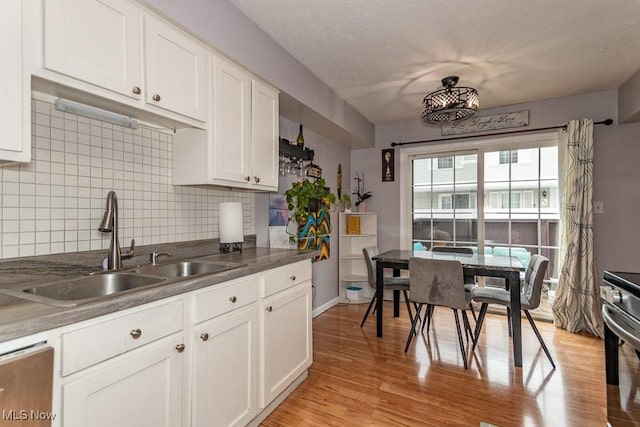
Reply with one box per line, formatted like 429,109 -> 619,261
260,282 -> 312,408
62,334 -> 185,427
44,0 -> 142,99
0,0 -> 30,163
193,304 -> 258,427
145,14 -> 207,122
212,55 -> 252,185
250,80 -> 279,190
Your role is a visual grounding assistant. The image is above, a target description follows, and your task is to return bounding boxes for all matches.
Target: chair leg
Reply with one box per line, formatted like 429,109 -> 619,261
422,304 -> 434,334
360,291 -> 378,328
524,310 -> 556,369
402,290 -> 414,324
405,303 -> 424,353
462,310 -> 474,342
468,302 -> 477,323
472,303 -> 489,352
453,309 -> 468,369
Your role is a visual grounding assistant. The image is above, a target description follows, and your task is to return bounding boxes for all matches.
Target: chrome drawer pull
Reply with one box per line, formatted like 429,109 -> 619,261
200,333 -> 209,341
229,296 -> 237,303
290,275 -> 296,281
132,86 -> 141,95
266,306 -> 273,312
152,94 -> 161,101
130,328 -> 142,339
175,344 -> 185,353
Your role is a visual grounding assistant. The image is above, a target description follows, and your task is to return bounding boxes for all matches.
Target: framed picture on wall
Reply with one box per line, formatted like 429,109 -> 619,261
382,148 -> 394,182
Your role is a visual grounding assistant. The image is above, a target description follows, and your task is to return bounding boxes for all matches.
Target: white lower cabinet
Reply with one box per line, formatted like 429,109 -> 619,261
54,260 -> 312,426
260,281 -> 313,408
192,304 -> 258,427
62,333 -> 186,427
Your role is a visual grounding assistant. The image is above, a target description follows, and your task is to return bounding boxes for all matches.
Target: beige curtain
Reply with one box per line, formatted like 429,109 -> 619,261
552,119 -> 603,338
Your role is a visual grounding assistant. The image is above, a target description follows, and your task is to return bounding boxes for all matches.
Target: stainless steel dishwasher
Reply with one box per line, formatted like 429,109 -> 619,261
0,343 -> 54,427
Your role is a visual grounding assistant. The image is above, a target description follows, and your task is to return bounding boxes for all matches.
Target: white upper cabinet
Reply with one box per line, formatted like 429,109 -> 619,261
40,0 -> 207,122
173,54 -> 279,191
0,0 -> 30,163
251,79 -> 280,189
144,14 -> 208,122
43,0 -> 143,100
212,55 -> 252,184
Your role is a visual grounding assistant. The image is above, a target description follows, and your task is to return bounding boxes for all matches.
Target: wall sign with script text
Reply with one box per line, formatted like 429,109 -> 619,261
441,110 -> 529,136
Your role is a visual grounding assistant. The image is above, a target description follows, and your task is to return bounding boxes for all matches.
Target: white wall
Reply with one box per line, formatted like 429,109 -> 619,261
0,97 -> 254,259
356,89 -> 640,281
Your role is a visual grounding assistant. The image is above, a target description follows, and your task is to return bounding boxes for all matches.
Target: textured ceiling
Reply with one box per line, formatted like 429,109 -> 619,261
229,0 -> 640,124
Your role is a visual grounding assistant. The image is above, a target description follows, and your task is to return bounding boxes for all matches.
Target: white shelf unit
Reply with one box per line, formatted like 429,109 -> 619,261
338,212 -> 377,303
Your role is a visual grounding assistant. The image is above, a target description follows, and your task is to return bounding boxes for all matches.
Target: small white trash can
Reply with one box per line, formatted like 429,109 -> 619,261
346,286 -> 362,301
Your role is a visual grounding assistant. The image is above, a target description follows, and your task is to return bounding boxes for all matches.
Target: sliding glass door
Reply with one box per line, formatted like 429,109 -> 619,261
408,135 -> 560,317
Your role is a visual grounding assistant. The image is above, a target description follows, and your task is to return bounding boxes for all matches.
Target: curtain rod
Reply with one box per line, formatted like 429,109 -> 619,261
390,118 -> 613,147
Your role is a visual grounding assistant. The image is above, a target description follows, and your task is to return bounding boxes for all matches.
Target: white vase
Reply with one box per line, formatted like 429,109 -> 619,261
358,202 -> 367,212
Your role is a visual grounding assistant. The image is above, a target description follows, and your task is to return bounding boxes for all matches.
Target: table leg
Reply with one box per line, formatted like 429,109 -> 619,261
393,268 -> 401,317
509,271 -> 522,367
393,290 -> 400,317
376,260 -> 384,337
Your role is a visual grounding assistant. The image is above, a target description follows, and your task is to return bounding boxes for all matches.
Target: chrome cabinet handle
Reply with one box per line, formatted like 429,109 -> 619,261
175,344 -> 185,353
132,86 -> 141,95
200,333 -> 209,341
266,306 -> 273,312
290,275 -> 296,281
152,94 -> 161,101
130,328 -> 142,339
229,296 -> 237,303
254,176 -> 260,183
244,176 -> 251,181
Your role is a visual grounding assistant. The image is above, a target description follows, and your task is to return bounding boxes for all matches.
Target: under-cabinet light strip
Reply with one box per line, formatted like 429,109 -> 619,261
54,98 -> 139,129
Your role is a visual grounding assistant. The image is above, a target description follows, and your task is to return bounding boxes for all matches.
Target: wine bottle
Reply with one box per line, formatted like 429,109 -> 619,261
296,124 -> 305,149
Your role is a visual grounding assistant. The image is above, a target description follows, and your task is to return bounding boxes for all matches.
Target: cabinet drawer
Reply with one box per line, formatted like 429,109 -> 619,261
261,260 -> 312,297
62,298 -> 183,376
194,275 -> 257,323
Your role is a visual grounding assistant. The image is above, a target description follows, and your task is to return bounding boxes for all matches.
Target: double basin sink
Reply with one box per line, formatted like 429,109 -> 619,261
0,259 -> 246,307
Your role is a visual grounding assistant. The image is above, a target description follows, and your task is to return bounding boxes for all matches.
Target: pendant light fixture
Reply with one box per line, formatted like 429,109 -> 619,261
421,76 -> 479,124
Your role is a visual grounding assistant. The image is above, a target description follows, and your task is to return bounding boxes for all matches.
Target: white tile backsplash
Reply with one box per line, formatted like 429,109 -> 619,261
0,98 -> 255,259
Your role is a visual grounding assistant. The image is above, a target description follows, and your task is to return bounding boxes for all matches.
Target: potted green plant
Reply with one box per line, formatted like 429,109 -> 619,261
284,178 -> 337,249
353,172 -> 372,211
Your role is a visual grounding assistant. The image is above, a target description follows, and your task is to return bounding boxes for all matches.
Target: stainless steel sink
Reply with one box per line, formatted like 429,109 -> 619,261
131,260 -> 244,278
0,273 -> 166,307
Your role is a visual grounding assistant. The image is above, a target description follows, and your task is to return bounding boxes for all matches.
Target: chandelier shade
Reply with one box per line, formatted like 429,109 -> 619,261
421,76 -> 479,124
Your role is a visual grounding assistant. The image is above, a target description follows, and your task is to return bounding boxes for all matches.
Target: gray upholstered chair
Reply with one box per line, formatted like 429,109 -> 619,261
360,246 -> 413,328
471,254 -> 555,368
405,257 -> 474,369
430,246 -> 477,322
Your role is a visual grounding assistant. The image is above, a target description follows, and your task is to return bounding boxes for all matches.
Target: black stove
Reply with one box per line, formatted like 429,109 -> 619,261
603,271 -> 640,426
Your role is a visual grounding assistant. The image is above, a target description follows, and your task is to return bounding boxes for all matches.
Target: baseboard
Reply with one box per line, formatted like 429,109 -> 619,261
312,296 -> 339,318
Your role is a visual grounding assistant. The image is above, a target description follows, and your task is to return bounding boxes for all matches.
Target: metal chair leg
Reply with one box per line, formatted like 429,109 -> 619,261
453,309 -> 468,369
524,310 -> 556,369
462,310 -> 474,342
472,303 -> 489,352
360,291 -> 378,328
405,303 -> 424,352
402,290 -> 415,324
506,307 -> 512,337
422,304 -> 434,334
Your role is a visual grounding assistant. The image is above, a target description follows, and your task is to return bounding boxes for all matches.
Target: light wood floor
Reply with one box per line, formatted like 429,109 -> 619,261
262,301 -> 606,426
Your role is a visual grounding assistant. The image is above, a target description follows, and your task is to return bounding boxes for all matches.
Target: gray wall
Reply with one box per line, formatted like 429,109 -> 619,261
141,0 -> 374,147
256,117 -> 351,310
355,89 -> 640,282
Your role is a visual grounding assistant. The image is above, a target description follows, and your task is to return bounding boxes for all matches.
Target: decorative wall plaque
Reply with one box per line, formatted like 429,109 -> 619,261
441,110 -> 530,136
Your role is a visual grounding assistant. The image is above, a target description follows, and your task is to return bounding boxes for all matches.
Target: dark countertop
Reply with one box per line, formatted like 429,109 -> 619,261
0,239 -> 313,343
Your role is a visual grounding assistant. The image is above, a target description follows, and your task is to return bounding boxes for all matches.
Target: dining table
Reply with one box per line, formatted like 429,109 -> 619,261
373,249 -> 526,367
